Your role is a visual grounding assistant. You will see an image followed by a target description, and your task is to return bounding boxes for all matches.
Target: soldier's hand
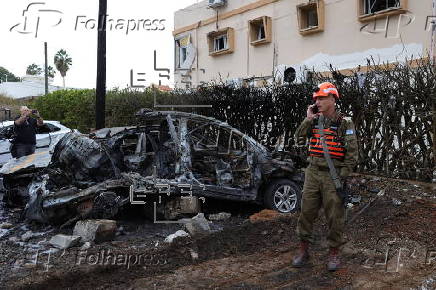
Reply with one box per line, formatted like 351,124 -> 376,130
306,105 -> 319,120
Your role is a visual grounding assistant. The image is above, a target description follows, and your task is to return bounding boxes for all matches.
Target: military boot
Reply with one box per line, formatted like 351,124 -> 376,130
327,247 -> 341,271
292,241 -> 310,267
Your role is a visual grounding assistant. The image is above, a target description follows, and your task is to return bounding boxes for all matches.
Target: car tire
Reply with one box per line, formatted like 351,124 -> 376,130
263,179 -> 302,213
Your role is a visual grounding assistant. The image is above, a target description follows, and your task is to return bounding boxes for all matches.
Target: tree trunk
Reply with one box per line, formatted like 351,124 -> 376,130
62,77 -> 65,88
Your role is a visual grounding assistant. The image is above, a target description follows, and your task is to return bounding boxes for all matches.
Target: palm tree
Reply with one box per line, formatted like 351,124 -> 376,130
54,49 -> 72,88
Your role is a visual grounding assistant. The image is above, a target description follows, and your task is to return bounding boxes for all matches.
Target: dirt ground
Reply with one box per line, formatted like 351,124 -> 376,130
0,175 -> 435,290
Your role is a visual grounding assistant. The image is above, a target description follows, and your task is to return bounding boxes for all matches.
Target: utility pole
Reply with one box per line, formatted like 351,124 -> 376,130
432,0 -> 436,182
95,0 -> 107,130
44,42 -> 48,95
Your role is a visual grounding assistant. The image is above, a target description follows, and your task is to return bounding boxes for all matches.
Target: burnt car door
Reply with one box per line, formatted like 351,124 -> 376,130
188,119 -> 262,201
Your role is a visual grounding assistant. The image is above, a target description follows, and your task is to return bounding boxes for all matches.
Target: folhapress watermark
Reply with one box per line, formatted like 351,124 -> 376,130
21,248 -> 169,271
75,15 -> 165,35
10,2 -> 167,38
10,2 -> 63,38
75,249 -> 168,269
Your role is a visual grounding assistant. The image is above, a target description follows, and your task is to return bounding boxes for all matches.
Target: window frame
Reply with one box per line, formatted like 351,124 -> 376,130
296,0 -> 325,36
249,16 -> 272,46
207,27 -> 235,56
174,35 -> 190,70
358,0 -> 408,22
214,34 -> 228,52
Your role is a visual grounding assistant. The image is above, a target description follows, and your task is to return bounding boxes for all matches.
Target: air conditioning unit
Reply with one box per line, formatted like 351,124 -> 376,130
208,0 -> 226,9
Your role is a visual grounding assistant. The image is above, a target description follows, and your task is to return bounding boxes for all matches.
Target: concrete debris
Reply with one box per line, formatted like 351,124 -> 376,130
49,234 -> 81,249
73,219 -> 117,243
164,230 -> 190,243
208,212 -> 232,221
164,197 -> 201,220
182,213 -> 211,236
0,222 -> 13,229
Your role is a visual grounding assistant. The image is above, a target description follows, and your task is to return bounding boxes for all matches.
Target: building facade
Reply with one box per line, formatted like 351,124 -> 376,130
0,75 -> 62,99
173,0 -> 435,88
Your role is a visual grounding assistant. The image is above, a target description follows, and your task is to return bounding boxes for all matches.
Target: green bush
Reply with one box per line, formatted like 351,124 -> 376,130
32,88 -> 172,132
0,94 -> 29,120
32,89 -> 95,132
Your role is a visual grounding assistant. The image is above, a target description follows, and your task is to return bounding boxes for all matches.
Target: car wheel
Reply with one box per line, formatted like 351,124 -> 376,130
264,179 -> 301,213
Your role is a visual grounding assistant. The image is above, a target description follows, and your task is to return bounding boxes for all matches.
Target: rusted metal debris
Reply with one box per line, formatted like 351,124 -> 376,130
2,111 -> 304,224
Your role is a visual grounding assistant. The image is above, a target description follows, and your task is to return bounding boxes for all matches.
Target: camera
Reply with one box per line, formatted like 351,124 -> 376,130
32,109 -> 38,114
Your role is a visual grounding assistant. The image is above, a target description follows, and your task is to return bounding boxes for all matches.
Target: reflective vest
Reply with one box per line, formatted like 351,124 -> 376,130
309,118 -> 346,161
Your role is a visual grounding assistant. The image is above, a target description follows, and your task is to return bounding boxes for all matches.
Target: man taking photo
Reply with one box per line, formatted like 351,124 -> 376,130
12,106 -> 43,158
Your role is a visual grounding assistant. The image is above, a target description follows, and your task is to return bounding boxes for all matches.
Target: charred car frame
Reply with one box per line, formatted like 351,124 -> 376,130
4,111 -> 304,225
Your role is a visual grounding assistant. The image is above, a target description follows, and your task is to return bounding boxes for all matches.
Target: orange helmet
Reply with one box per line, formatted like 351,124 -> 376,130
313,82 -> 339,99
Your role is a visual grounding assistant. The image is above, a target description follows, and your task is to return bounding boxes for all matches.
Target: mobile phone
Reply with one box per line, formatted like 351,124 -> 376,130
311,105 -> 319,114
32,109 -> 38,114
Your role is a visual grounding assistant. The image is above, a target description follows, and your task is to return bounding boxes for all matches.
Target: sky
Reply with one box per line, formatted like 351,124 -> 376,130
0,0 -> 200,89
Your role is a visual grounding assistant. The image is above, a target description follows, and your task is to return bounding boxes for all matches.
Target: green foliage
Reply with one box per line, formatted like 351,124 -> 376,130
0,66 -> 20,82
31,88 -> 170,132
32,89 -> 94,132
26,63 -> 42,75
0,94 -> 29,120
54,49 -> 72,78
47,66 -> 56,78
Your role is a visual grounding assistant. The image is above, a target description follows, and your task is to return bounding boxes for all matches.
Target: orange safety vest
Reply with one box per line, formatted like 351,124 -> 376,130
309,118 -> 346,161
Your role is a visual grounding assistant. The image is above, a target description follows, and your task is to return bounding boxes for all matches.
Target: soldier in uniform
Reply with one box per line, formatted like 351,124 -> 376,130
292,82 -> 358,271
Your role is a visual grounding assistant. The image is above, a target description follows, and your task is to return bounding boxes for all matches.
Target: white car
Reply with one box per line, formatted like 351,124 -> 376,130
0,120 -> 73,167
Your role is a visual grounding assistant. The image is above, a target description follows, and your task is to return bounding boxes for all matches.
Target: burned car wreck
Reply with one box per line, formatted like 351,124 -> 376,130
14,111 -> 304,225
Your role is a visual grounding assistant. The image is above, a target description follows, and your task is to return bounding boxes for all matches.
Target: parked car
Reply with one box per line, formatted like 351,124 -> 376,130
0,120 -> 73,167
5,111 -> 304,224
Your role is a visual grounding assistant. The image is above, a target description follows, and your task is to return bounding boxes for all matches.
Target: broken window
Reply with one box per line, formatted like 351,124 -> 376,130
175,34 -> 195,70
207,28 -> 234,56
257,25 -> 265,40
180,47 -> 187,65
306,9 -> 318,28
249,16 -> 272,45
363,0 -> 400,14
214,35 -> 227,52
297,0 -> 325,35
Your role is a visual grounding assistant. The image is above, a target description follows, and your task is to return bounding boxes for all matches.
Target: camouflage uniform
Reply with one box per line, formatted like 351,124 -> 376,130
294,111 -> 358,248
